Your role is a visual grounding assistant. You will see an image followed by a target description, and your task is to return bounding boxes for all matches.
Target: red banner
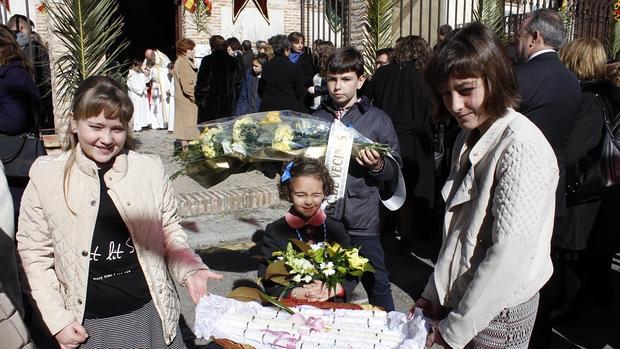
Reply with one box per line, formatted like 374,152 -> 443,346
233,0 -> 268,24
0,0 -> 10,12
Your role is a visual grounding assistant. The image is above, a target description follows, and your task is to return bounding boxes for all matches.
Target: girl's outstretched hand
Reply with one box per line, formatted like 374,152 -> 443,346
55,321 -> 88,349
185,269 -> 224,303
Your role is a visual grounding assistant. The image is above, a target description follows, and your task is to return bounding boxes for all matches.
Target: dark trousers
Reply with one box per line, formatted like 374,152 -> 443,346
349,235 -> 395,312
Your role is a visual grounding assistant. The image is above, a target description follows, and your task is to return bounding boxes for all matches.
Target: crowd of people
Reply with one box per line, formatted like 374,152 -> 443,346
1,7 -> 619,349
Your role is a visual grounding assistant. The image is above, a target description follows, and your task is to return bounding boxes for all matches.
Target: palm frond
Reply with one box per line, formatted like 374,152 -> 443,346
473,0 -> 506,43
361,0 -> 398,76
43,0 -> 129,106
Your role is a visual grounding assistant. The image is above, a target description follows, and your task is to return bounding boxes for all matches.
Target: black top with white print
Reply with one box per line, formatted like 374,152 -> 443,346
84,168 -> 151,319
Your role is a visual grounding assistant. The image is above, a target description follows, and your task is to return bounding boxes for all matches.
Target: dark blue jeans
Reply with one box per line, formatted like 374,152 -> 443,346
349,235 -> 395,312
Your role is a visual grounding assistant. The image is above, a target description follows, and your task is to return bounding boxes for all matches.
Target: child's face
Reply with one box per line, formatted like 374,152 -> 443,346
252,60 -> 262,75
326,71 -> 365,108
71,111 -> 127,168
441,76 -> 489,131
290,175 -> 324,219
292,39 -> 304,53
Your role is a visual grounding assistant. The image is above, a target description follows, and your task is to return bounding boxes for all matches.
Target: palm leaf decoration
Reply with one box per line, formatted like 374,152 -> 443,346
473,0 -> 506,43
43,0 -> 129,106
361,0 -> 398,76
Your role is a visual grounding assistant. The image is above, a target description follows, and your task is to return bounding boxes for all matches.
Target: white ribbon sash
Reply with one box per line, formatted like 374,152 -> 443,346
323,120 -> 354,220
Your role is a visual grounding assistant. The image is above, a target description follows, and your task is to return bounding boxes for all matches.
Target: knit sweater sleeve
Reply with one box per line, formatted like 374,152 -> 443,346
438,140 -> 558,349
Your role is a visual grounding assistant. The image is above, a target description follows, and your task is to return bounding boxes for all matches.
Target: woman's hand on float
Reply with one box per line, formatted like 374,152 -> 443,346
186,269 -> 224,303
426,319 -> 452,348
55,321 -> 88,349
409,297 -> 443,319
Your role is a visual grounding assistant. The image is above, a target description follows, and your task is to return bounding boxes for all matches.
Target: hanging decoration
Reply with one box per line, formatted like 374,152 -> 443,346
184,0 -> 212,14
0,0 -> 9,11
186,0 -> 212,34
233,0 -> 269,24
36,1 -> 46,13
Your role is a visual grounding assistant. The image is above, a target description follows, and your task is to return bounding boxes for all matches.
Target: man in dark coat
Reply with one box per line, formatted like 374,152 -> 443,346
240,40 -> 254,72
258,35 -> 307,113
515,9 -> 581,348
365,35 -> 435,247
195,35 -> 242,123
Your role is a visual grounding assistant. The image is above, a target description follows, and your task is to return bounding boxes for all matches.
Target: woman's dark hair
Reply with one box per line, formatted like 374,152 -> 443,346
226,37 -> 242,51
424,22 -> 520,122
326,47 -> 364,77
176,38 -> 195,55
313,41 -> 335,77
278,157 -> 334,201
132,58 -> 143,67
268,35 -> 290,56
253,53 -> 269,66
288,32 -> 305,45
392,35 -> 431,69
0,24 -> 34,75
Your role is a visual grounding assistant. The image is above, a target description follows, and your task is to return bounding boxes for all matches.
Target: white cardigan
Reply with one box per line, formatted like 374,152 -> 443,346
421,109 -> 559,348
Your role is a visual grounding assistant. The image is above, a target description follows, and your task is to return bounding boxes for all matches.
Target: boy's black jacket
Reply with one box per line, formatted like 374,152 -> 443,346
313,96 -> 402,237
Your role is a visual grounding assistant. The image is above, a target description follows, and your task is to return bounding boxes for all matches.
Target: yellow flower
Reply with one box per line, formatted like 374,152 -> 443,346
233,116 -> 256,143
260,111 -> 282,125
201,144 -> 217,158
345,248 -> 369,271
327,243 -> 342,256
272,124 -> 294,152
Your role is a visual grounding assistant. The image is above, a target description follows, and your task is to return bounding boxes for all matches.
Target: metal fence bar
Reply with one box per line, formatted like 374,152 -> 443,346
400,0 -> 403,37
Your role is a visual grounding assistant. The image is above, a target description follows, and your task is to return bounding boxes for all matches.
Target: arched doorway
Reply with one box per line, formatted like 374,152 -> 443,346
117,0 -> 179,63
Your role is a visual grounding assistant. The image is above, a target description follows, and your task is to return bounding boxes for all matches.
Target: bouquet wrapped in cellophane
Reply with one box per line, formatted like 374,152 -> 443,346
263,239 -> 375,299
174,110 -> 391,174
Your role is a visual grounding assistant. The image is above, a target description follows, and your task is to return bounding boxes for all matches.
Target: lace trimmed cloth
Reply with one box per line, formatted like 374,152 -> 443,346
194,294 -> 428,348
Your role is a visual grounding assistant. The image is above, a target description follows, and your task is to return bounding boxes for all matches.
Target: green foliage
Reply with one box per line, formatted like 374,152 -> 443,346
613,22 -> 620,60
473,0 -> 506,43
43,0 -> 129,106
361,0 -> 398,76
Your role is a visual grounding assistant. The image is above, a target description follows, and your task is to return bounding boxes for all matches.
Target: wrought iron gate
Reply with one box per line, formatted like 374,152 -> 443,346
300,0 -> 612,52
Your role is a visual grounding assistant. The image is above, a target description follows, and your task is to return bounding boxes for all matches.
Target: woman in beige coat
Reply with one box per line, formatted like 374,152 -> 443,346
17,76 -> 222,349
172,38 -> 200,147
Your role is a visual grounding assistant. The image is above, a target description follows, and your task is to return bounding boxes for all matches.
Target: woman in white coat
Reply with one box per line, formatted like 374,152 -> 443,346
17,76 -> 223,349
411,23 -> 559,349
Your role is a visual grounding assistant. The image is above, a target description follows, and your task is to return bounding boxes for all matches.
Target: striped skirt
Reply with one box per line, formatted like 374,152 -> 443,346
466,293 -> 539,349
80,300 -> 185,349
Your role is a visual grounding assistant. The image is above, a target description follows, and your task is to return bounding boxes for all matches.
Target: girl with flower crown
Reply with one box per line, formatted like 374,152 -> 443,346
258,157 -> 357,302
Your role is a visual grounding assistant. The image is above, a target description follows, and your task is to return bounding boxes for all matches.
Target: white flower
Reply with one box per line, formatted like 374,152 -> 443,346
292,274 -> 302,283
309,242 -> 324,251
322,268 -> 336,276
277,256 -> 284,260
320,261 -> 335,276
302,275 -> 312,283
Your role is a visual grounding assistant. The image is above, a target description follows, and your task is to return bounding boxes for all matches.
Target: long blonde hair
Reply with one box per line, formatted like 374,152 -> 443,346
63,76 -> 134,211
559,38 -> 607,81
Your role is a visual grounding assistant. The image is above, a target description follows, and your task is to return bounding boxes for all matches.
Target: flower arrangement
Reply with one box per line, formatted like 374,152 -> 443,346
614,0 -> 620,22
173,110 -> 391,177
265,240 -> 375,299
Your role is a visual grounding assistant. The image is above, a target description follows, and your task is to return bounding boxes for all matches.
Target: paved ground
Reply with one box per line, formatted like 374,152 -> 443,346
133,129 -> 620,349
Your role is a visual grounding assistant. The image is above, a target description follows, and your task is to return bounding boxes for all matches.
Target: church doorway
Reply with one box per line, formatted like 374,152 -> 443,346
117,0 -> 179,63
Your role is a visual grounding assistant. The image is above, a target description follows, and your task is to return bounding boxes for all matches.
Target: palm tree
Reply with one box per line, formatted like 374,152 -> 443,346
43,0 -> 129,107
473,0 -> 506,42
361,0 -> 398,76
